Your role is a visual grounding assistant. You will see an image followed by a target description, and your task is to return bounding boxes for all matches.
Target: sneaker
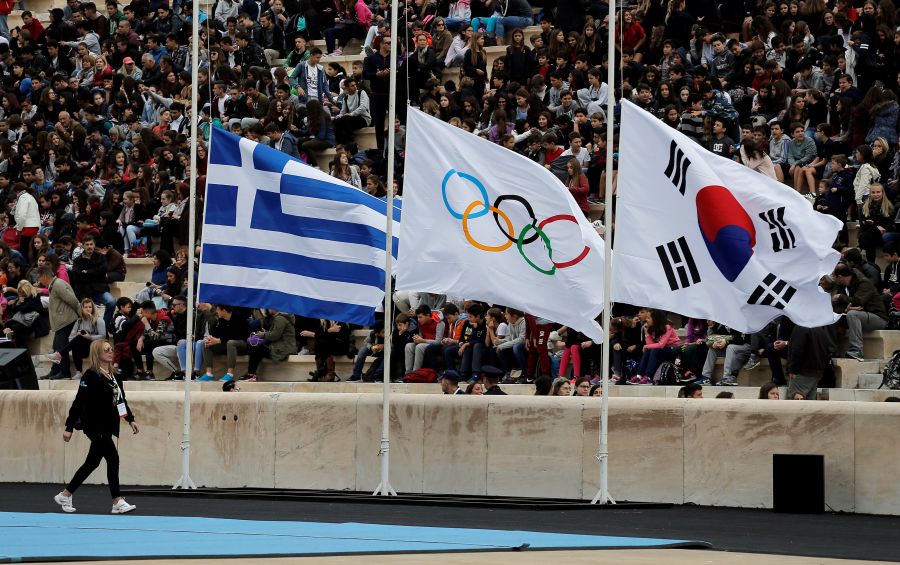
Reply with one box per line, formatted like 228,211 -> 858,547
166,371 -> 185,381
501,374 -> 517,384
54,493 -> 76,513
220,373 -> 234,383
330,49 -> 343,56
637,376 -> 653,385
627,375 -> 643,385
348,374 -> 362,381
743,356 -> 761,371
239,373 -> 257,382
299,347 -> 312,355
196,373 -> 214,382
111,499 -> 136,514
46,352 -> 62,364
71,371 -> 83,381
719,376 -> 739,386
694,376 -> 711,385
846,350 -> 865,361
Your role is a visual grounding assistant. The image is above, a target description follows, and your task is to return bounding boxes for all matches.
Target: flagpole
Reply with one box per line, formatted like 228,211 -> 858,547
373,0 -> 399,497
173,0 -> 200,491
592,0 -> 616,506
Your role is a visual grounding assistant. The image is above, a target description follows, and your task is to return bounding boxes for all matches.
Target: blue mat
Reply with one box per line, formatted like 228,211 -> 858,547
0,511 -> 700,561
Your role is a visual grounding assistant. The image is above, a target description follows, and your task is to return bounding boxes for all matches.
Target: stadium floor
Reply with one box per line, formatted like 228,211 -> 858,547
2,483 -> 899,563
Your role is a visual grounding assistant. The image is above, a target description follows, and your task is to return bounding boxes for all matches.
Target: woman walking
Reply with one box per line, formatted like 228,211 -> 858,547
54,339 -> 139,514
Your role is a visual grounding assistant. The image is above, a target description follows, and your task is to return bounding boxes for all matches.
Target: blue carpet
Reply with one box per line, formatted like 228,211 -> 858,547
0,511 -> 699,561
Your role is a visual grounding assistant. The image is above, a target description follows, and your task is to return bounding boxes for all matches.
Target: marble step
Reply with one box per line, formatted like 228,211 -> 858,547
858,373 -> 886,389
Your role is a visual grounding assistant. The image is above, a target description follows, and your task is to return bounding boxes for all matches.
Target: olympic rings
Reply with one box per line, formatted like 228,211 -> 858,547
539,215 -> 591,268
442,169 -> 489,220
441,169 -> 591,274
493,194 -> 539,244
463,201 -> 514,252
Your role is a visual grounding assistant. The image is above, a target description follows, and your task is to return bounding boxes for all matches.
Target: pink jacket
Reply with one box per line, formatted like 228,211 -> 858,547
354,0 -> 373,27
644,324 -> 682,349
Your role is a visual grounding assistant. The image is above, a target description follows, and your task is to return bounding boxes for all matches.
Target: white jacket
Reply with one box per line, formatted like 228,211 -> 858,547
13,191 -> 40,230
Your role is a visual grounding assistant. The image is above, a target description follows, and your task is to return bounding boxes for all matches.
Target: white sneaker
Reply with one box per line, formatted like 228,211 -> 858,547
71,371 -> 83,381
54,493 -> 76,513
111,499 -> 136,514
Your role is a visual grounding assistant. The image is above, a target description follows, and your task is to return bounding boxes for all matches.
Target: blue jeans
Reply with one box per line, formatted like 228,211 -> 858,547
637,347 -> 672,379
324,25 -> 344,52
443,18 -> 469,32
494,343 -> 527,374
443,342 -> 485,379
494,16 -> 533,39
177,339 -> 204,372
90,291 -> 115,331
0,15 -> 9,42
351,344 -> 371,380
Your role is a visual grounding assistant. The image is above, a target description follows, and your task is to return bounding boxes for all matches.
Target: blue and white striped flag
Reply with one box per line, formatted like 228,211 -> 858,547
199,127 -> 399,325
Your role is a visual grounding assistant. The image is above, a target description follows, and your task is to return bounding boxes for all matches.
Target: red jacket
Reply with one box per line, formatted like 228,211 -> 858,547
0,1 -> 12,16
23,18 -> 44,42
75,224 -> 100,243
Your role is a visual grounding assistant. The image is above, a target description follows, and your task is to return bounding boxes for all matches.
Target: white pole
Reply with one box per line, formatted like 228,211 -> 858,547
173,0 -> 200,491
373,0 -> 399,497
591,2 -> 616,506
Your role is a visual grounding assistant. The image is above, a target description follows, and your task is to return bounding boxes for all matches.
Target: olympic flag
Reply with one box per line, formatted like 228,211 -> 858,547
614,100 -> 841,332
398,108 -> 606,341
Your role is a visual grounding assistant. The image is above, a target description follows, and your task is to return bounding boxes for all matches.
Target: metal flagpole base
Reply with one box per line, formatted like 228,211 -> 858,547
172,440 -> 197,489
591,490 -> 616,505
372,439 -> 397,496
172,474 -> 196,490
590,452 -> 616,505
372,482 -> 397,496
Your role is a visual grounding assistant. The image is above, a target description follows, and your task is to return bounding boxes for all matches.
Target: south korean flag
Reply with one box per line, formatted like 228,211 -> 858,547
613,101 -> 842,332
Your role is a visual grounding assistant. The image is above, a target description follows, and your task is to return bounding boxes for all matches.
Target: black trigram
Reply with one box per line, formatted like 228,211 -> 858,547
747,273 -> 796,309
663,140 -> 691,195
656,236 -> 701,291
758,207 -> 796,252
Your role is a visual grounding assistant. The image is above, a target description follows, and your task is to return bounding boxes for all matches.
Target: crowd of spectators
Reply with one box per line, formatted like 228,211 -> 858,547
0,0 -> 898,393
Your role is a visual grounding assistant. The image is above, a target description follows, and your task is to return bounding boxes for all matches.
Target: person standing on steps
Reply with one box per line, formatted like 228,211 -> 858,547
55,339 -> 140,515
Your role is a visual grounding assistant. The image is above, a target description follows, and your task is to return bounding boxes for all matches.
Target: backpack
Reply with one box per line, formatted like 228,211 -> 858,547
403,368 -> 438,383
888,308 -> 900,331
652,361 -> 681,386
880,349 -> 900,390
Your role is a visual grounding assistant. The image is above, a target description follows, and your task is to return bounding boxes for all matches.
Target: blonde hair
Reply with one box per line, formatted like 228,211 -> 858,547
16,280 -> 37,299
87,339 -> 115,375
80,298 -> 98,323
863,183 -> 895,218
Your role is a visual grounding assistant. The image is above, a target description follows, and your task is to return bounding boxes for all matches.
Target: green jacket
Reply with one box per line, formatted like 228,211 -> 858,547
263,313 -> 297,362
48,277 -> 80,331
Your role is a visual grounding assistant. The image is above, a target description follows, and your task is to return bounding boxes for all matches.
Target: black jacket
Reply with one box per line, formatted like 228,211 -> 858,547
65,369 -> 134,437
70,251 -> 110,296
210,313 -> 251,342
787,325 -> 832,377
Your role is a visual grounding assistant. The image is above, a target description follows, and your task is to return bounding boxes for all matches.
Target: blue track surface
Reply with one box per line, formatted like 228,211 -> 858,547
0,511 -> 697,561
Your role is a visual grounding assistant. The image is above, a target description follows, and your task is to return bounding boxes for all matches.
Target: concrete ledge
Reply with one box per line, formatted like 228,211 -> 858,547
4,390 -> 900,514
34,379 -> 900,401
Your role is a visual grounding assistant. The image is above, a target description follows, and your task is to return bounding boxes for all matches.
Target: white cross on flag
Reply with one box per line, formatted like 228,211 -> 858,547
613,100 -> 841,332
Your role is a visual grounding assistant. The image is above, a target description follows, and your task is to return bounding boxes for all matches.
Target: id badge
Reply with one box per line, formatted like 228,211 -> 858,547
117,402 -> 127,417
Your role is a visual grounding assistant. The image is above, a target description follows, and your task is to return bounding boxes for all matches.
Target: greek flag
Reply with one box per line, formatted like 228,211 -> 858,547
199,127 -> 399,325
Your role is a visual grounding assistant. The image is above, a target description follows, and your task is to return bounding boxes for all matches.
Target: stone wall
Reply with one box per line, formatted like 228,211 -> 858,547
3,391 -> 898,515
